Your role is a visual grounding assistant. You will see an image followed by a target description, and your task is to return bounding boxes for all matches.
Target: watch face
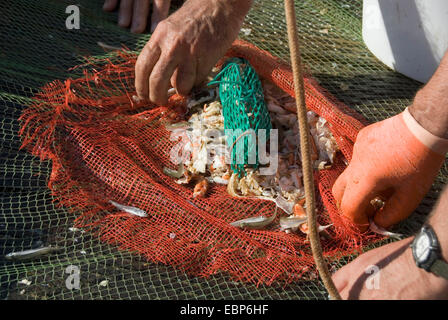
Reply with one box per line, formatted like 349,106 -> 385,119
415,233 -> 431,263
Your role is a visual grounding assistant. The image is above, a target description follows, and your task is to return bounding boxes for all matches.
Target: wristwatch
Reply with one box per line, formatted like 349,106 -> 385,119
411,224 -> 448,280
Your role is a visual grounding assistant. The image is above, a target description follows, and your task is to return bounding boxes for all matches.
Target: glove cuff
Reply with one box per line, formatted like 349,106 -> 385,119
403,107 -> 448,155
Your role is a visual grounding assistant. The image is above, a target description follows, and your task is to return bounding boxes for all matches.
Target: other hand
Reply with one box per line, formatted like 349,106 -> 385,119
332,238 -> 448,299
134,0 -> 251,105
103,0 -> 172,33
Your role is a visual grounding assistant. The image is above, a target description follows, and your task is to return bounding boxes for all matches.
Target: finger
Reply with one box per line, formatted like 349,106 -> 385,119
170,60 -> 197,96
131,0 -> 151,33
135,44 -> 161,100
151,0 -> 171,32
340,177 -> 378,228
149,52 -> 181,105
332,169 -> 348,209
118,0 -> 134,28
194,63 -> 215,87
103,0 -> 119,11
374,188 -> 419,229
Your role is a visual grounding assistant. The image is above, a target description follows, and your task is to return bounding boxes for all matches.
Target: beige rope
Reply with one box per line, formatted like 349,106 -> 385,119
284,0 -> 342,300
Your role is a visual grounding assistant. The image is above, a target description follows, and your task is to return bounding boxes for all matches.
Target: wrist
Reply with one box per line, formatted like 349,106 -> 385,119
409,88 -> 448,139
403,106 -> 448,155
406,244 -> 448,295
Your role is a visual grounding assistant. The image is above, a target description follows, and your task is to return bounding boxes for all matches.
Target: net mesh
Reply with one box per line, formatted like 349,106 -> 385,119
1,0 -> 446,300
210,57 -> 272,176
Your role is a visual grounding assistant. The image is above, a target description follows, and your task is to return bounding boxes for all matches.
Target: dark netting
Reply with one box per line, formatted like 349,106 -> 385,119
1,0 -> 446,300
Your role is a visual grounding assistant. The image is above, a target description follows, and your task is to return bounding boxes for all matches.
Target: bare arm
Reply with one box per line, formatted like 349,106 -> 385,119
332,186 -> 448,299
429,185 -> 448,263
332,50 -> 448,299
410,49 -> 448,139
410,49 -> 448,261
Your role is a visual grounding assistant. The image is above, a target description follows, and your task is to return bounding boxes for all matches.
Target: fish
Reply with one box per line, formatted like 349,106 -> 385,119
280,216 -> 307,231
109,200 -> 148,218
164,121 -> 191,131
163,163 -> 184,179
274,195 -> 294,215
230,207 -> 278,230
5,246 -> 62,261
97,41 -> 122,51
369,219 -> 403,240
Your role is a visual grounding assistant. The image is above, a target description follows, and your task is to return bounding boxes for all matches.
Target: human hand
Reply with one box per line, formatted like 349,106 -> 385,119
332,238 -> 448,299
332,109 -> 445,231
103,0 -> 172,33
134,0 -> 252,105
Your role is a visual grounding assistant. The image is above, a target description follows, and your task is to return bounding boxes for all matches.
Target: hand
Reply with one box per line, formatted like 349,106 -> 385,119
134,0 -> 252,105
103,0 -> 172,33
332,238 -> 448,299
332,111 -> 445,231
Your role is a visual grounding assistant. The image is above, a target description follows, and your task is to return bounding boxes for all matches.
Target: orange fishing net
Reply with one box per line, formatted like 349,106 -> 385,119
19,40 -> 379,285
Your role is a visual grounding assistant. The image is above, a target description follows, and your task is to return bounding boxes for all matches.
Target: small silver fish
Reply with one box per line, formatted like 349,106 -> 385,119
164,121 -> 191,131
5,246 -> 61,261
279,216 -> 307,231
163,163 -> 184,179
369,219 -> 403,240
274,195 -> 294,215
230,208 -> 278,230
109,200 -> 148,218
97,41 -> 122,51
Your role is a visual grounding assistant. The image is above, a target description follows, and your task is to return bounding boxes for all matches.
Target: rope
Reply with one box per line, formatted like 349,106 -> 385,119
284,0 -> 342,300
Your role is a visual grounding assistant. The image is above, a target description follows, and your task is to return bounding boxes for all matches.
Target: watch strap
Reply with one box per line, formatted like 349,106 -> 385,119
430,259 -> 448,280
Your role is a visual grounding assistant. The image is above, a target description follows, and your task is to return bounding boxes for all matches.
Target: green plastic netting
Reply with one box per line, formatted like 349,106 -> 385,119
1,0 -> 446,300
210,57 -> 272,176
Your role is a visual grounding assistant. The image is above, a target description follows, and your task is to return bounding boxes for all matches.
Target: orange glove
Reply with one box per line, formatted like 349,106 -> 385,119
332,108 -> 448,231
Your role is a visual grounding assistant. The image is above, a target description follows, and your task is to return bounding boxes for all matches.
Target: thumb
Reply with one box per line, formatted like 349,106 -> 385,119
332,169 -> 348,209
171,61 -> 197,96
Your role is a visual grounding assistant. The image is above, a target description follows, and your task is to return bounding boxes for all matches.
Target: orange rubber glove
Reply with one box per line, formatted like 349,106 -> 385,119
332,108 -> 448,231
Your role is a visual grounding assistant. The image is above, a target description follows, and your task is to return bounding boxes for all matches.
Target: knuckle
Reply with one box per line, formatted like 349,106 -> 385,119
165,40 -> 183,58
155,19 -> 170,33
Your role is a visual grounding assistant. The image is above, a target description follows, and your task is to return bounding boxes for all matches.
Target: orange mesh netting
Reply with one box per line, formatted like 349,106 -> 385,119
19,40 -> 380,285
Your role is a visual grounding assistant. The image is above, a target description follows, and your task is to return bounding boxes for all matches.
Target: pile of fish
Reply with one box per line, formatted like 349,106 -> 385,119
164,79 -> 339,237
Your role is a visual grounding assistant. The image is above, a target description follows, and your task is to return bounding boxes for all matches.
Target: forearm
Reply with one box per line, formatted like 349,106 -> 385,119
409,49 -> 448,139
428,185 -> 448,263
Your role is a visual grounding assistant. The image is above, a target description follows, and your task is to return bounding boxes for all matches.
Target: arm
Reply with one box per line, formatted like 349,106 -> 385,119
332,50 -> 448,230
429,186 -> 448,264
410,51 -> 448,139
134,0 -> 253,105
332,186 -> 448,299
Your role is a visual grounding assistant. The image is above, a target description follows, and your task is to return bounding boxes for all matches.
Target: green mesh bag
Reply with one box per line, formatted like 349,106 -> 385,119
209,58 -> 272,177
